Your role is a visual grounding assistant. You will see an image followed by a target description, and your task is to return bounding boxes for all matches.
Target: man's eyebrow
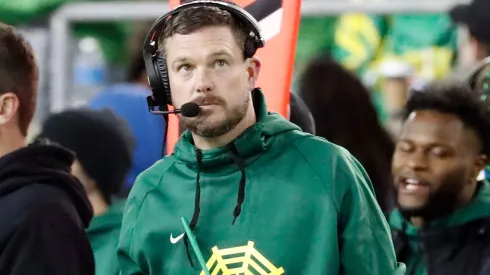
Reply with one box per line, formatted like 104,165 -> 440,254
208,50 -> 232,58
172,57 -> 190,67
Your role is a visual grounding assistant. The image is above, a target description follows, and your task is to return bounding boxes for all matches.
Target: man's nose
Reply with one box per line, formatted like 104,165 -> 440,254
195,68 -> 214,93
407,151 -> 428,171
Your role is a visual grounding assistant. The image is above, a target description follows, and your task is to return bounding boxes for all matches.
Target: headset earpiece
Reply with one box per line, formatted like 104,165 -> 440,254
155,52 -> 173,105
143,40 -> 169,112
244,34 -> 258,59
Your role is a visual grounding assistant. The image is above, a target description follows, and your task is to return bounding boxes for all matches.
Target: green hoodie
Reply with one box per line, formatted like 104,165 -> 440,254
87,199 -> 125,275
389,181 -> 490,275
118,90 -> 405,275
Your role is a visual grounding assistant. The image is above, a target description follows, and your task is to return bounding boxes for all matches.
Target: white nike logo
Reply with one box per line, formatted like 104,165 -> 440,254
170,233 -> 185,244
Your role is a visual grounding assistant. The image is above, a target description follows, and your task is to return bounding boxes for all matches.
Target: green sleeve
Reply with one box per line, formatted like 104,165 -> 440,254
117,193 -> 144,275
334,149 -> 406,275
117,159 -> 170,275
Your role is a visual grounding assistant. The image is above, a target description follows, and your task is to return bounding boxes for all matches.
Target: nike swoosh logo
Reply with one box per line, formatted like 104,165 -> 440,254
170,233 -> 185,244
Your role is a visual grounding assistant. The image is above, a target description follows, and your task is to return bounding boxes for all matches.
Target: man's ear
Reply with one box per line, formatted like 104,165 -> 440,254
246,57 -> 261,89
474,154 -> 488,175
0,93 -> 19,126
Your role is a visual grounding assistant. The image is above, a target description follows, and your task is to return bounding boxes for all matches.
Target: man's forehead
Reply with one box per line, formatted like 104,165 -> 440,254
400,110 -> 466,143
165,26 -> 237,48
165,33 -> 240,61
167,48 -> 235,63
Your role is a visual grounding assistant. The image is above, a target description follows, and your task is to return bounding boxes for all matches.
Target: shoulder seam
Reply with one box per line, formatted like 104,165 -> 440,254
291,136 -> 340,213
127,161 -> 175,257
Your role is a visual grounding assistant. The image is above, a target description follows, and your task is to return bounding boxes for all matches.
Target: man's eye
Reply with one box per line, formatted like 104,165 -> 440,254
178,64 -> 191,72
215,60 -> 226,67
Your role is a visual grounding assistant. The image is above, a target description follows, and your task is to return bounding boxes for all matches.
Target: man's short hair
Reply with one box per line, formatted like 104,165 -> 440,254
0,23 -> 38,136
404,81 -> 490,157
158,0 -> 248,56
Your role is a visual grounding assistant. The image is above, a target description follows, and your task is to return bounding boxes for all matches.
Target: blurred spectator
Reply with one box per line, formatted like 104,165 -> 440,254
450,0 -> 490,74
390,82 -> 490,275
465,57 -> 490,181
0,23 -> 94,274
37,108 -> 135,275
298,54 -> 395,213
88,52 -> 166,194
289,92 -> 316,135
128,51 -> 148,87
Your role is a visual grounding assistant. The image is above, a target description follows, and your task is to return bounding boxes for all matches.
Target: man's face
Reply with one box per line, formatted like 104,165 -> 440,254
392,110 -> 484,219
165,26 -> 259,137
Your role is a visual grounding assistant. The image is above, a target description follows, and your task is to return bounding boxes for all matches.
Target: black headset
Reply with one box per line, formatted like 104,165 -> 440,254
466,57 -> 490,105
142,0 -> 265,115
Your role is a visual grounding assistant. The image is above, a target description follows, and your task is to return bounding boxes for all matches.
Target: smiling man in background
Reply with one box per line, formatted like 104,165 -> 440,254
390,81 -> 490,275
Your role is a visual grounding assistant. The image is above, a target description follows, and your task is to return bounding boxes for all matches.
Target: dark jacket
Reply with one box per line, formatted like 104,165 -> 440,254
0,142 -> 94,274
390,181 -> 490,275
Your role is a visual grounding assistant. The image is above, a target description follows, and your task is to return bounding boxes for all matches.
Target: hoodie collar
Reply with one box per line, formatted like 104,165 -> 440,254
0,140 -> 93,227
86,199 -> 125,235
174,88 -> 271,172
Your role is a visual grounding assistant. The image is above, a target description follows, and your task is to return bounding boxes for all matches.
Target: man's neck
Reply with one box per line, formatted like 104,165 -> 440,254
193,103 -> 256,150
0,133 -> 25,159
89,192 -> 109,217
410,217 -> 424,227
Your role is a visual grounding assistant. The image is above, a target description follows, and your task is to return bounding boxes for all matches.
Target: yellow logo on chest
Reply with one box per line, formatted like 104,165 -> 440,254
200,241 -> 285,275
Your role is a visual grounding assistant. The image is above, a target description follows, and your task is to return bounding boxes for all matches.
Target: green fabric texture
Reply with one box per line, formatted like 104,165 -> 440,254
86,199 -> 125,275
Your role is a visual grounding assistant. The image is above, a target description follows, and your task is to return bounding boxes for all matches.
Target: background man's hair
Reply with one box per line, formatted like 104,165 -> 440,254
404,81 -> 490,157
158,0 -> 248,56
0,23 -> 38,136
128,51 -> 146,82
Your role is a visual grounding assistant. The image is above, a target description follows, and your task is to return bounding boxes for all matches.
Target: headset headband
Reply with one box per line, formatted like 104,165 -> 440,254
143,0 -> 265,56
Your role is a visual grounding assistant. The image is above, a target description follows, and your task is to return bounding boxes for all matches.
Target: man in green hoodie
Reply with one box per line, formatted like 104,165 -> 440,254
118,1 -> 404,274
390,82 -> 490,275
37,108 -> 135,275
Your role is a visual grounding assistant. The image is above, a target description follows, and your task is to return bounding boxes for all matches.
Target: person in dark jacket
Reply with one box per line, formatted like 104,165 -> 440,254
0,23 -> 95,274
37,108 -> 135,275
390,81 -> 490,275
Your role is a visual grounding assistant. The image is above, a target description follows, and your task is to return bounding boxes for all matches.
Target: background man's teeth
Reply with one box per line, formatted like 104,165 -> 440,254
406,184 -> 417,191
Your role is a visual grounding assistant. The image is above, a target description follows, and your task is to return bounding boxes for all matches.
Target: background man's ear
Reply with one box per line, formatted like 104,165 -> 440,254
0,93 -> 19,126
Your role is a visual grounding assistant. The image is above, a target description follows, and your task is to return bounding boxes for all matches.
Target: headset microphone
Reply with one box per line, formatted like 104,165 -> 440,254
180,102 -> 201,117
149,102 -> 201,118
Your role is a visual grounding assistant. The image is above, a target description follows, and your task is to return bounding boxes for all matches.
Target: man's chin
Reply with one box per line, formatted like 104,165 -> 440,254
188,119 -> 234,138
397,204 -> 427,219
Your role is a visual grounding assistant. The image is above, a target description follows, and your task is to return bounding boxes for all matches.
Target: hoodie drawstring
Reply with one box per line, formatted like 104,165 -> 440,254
184,148 -> 203,268
227,143 -> 247,225
184,144 -> 247,268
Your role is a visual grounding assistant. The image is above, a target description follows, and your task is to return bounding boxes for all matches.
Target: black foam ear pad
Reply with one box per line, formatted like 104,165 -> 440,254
243,37 -> 257,58
154,52 -> 173,106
